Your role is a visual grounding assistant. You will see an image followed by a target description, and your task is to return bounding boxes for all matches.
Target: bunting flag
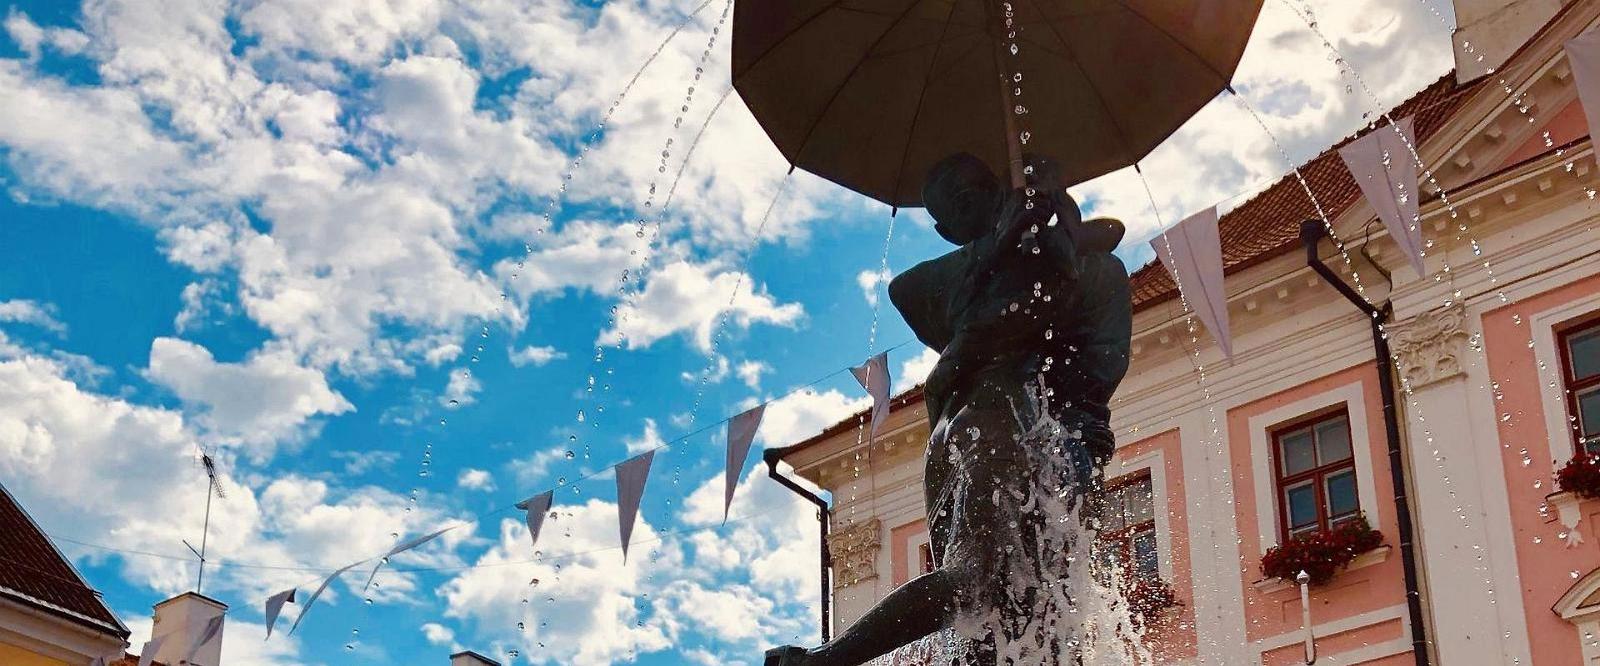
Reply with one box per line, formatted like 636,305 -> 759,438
290,561 -> 360,636
1566,29 -> 1600,147
724,404 -> 766,522
1338,116 -> 1425,275
364,525 -> 457,591
615,450 -> 656,562
184,614 -> 225,664
515,490 -> 555,550
263,588 -> 296,639
851,352 -> 892,438
1152,206 -> 1233,358
137,634 -> 168,666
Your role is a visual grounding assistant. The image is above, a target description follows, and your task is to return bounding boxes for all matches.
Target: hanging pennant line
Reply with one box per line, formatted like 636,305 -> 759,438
43,503 -> 786,577
503,338 -> 916,514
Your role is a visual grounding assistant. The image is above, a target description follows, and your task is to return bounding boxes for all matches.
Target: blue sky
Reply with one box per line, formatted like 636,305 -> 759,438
0,1 -> 1455,664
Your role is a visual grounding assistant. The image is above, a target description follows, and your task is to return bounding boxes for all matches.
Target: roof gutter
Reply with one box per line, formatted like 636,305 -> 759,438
1300,220 -> 1431,664
763,447 -> 831,642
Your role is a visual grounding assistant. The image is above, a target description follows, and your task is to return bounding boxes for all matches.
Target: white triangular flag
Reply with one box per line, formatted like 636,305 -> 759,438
364,524 -> 457,590
264,588 -> 296,639
851,352 -> 892,438
516,490 -> 555,550
615,450 -> 655,563
1152,206 -> 1232,358
290,561 -> 360,635
137,633 -> 169,666
724,404 -> 766,521
1339,116 -> 1425,275
184,614 -> 225,665
1566,30 -> 1600,148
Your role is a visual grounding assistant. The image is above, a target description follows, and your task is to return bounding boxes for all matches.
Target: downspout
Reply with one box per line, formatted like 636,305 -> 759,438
1300,220 -> 1431,664
764,447 -> 832,642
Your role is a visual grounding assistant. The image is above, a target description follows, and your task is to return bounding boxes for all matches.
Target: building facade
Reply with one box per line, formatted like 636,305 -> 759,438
0,482 -> 129,665
774,1 -> 1600,663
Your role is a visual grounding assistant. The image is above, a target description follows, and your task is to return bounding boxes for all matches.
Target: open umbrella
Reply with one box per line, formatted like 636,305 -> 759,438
732,0 -> 1264,208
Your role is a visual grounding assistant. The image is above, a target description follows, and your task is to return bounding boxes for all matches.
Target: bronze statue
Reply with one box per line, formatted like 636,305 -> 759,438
766,154 -> 1132,665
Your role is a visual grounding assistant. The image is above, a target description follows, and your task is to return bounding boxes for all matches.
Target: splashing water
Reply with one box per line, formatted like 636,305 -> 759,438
868,379 -> 1154,666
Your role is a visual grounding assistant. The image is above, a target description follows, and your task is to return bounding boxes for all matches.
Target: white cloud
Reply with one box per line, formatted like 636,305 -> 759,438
442,367 -> 481,408
421,621 -> 456,646
599,261 -> 804,351
755,387 -> 867,449
679,355 -> 728,384
896,347 -> 938,392
440,500 -> 676,666
174,279 -> 232,333
145,338 -> 352,457
238,0 -> 445,68
0,344 -> 461,603
509,445 -> 570,487
3,10 -> 88,59
624,418 -> 666,455
672,465 -> 823,650
330,449 -> 401,475
855,268 -> 890,307
0,299 -> 66,334
458,468 -> 495,492
509,345 -> 566,367
735,360 -> 769,390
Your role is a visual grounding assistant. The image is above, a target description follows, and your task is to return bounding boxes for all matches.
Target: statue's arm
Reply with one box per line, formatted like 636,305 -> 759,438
888,252 -> 965,352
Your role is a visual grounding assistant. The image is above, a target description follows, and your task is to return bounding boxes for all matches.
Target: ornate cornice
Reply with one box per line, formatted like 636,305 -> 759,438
1389,304 -> 1470,389
827,518 -> 881,588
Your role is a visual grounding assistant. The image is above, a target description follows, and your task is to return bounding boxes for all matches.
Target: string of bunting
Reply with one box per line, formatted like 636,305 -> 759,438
1150,107 -> 1430,359
251,343 -> 903,638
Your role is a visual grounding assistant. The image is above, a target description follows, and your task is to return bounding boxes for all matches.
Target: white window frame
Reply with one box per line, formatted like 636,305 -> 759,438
1532,291 -> 1600,466
1248,382 -> 1381,551
1106,449 -> 1175,581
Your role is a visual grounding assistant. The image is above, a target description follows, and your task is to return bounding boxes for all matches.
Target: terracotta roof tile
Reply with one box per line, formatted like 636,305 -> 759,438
0,482 -> 127,638
1128,72 -> 1485,312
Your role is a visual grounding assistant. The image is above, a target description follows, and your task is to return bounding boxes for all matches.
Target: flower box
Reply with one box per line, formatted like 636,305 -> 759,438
1558,454 -> 1600,500
1260,515 -> 1384,586
1121,576 -> 1181,627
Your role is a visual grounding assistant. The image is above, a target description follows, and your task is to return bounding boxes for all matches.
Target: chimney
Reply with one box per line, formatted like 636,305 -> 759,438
148,592 -> 226,666
450,650 -> 501,666
1451,0 -> 1566,83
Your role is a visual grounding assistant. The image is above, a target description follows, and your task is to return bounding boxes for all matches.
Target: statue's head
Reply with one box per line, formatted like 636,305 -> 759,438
924,152 -> 999,245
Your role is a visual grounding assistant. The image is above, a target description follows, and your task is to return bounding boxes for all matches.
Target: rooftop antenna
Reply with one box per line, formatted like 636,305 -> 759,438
183,451 -> 226,593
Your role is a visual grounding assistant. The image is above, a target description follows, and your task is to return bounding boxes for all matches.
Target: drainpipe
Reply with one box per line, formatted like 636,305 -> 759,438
763,447 -> 832,641
1300,220 -> 1431,665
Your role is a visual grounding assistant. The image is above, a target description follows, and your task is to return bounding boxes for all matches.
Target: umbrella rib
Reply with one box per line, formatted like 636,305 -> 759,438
887,0 -> 963,205
790,0 -> 932,168
1020,0 -> 1139,167
1110,0 -> 1235,84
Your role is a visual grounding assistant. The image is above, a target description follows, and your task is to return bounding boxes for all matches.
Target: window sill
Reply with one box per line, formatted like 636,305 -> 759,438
1250,545 -> 1391,594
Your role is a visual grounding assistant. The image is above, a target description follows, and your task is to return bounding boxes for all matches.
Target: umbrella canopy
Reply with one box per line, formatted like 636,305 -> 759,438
732,0 -> 1264,208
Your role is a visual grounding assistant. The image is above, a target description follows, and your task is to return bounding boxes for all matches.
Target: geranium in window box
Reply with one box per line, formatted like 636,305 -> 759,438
1120,575 -> 1181,627
1557,453 -> 1600,500
1260,515 -> 1383,586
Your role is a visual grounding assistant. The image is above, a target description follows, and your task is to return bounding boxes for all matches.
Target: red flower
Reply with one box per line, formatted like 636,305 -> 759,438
1120,576 -> 1181,627
1558,454 -> 1600,500
1260,516 -> 1383,586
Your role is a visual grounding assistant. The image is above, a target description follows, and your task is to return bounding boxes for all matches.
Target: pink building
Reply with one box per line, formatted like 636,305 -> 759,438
772,1 -> 1600,663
